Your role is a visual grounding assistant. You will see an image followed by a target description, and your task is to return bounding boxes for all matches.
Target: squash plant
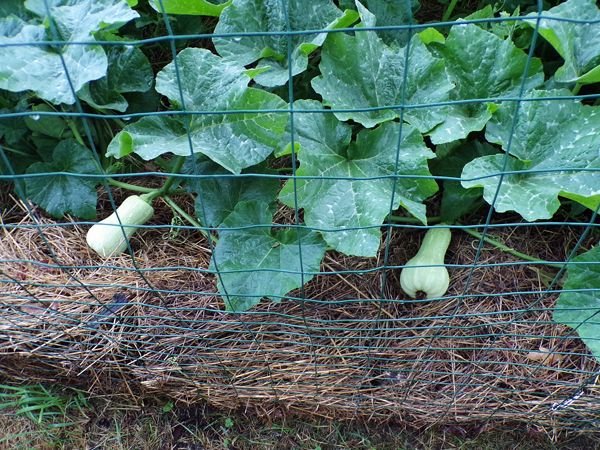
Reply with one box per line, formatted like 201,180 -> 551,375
0,1 -> 599,355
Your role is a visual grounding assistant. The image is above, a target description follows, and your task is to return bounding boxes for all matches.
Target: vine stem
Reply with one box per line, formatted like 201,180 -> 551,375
442,0 -> 459,21
386,215 -> 562,270
144,156 -> 186,202
107,157 -> 215,245
107,178 -> 187,196
0,145 -> 30,156
66,119 -> 85,146
460,227 -> 563,269
163,195 -> 217,244
389,215 -> 441,224
107,178 -> 154,193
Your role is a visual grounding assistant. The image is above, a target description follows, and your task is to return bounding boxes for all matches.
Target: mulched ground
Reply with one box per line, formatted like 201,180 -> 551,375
1,186 -> 599,435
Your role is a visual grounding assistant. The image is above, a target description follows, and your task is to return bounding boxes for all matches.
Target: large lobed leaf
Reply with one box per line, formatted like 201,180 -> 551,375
429,140 -> 499,223
211,200 -> 327,312
0,0 -> 28,18
149,0 -> 230,16
24,139 -> 101,219
0,0 -> 138,105
279,100 -> 438,257
554,246 -> 600,363
462,89 -> 600,221
213,0 -> 358,87
526,0 -> 600,85
356,0 -> 419,47
107,48 -> 288,173
78,45 -> 154,112
184,158 -> 280,227
311,1 -> 452,131
427,23 -> 544,145
24,104 -> 68,139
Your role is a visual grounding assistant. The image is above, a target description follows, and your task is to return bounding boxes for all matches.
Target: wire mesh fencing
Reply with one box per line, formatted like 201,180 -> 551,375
1,0 -> 599,431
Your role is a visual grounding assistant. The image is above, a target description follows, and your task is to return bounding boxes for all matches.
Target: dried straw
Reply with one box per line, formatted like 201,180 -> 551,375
1,191 -> 598,432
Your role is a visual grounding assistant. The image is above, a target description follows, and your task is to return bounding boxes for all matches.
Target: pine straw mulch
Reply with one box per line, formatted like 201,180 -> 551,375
0,189 -> 599,434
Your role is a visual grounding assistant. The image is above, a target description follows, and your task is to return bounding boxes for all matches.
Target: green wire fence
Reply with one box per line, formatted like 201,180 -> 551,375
1,0 -> 599,431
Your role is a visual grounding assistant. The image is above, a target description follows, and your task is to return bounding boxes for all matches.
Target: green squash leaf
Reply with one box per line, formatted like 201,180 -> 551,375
24,104 -> 68,139
1,93 -> 33,145
213,0 -> 357,87
78,45 -> 153,112
107,48 -> 288,173
554,246 -> 600,363
0,1 -> 138,105
184,158 -> 280,227
149,0 -> 230,16
0,0 -> 29,18
0,91 -> 48,183
430,140 -> 499,223
526,0 -> 600,85
357,0 -> 419,47
211,200 -> 327,312
418,27 -> 445,45
279,100 -> 438,257
427,23 -> 543,145
155,47 -> 249,110
462,89 -> 600,221
107,88 -> 287,173
24,139 -> 101,219
311,1 -> 452,131
0,114 -> 28,146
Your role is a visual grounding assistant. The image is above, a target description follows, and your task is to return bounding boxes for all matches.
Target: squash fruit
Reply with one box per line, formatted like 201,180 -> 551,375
86,195 -> 154,257
400,227 -> 452,299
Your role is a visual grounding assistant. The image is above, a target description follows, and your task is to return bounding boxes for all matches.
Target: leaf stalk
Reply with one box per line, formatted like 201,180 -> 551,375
163,195 -> 217,244
460,227 -> 563,269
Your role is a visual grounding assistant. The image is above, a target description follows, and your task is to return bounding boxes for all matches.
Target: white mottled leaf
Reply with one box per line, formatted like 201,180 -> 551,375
526,0 -> 600,85
0,0 -> 138,104
213,0 -> 357,87
107,49 -> 288,172
462,90 -> 600,220
279,100 -> 438,257
428,23 -> 543,144
211,200 -> 327,311
311,1 -> 452,131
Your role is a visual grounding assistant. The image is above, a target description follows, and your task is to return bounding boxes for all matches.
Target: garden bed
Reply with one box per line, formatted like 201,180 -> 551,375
1,190 -> 598,432
1,0 -> 600,437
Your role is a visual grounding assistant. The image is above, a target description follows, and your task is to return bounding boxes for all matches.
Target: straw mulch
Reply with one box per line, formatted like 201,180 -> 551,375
1,190 -> 599,433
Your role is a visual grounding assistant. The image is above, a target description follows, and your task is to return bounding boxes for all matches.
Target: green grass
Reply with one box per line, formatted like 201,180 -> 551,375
0,382 -> 598,449
0,383 -> 88,449
0,383 -> 88,425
